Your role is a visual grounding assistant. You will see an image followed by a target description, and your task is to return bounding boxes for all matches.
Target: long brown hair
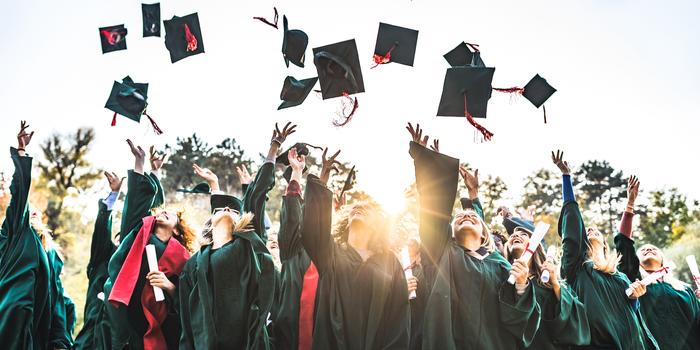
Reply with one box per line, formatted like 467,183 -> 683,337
152,208 -> 197,253
503,237 -> 552,288
333,201 -> 391,255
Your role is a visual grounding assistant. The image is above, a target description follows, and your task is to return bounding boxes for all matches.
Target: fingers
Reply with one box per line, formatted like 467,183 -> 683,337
275,122 -> 281,136
474,169 -> 479,181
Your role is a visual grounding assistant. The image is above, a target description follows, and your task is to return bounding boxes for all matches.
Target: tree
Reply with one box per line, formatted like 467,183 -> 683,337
519,168 -> 562,217
161,133 -> 212,193
575,160 -> 627,234
208,138 -> 254,194
480,175 -> 508,222
638,188 -> 695,247
37,127 -> 101,234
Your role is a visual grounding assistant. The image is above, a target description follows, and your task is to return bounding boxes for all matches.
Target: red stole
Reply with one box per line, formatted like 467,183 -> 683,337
298,261 -> 319,350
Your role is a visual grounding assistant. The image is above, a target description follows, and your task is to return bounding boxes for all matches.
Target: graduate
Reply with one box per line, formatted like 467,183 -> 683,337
301,146 -> 410,349
614,176 -> 700,350
73,172 -> 123,350
273,145 -> 320,350
407,123 -> 540,350
553,150 -> 659,349
0,121 -> 54,349
103,140 -> 196,350
178,122 -> 292,349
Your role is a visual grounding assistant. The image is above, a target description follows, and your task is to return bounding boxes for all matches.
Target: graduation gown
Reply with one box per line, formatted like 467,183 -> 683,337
558,201 -> 658,349
273,182 -> 319,350
103,170 -> 185,350
301,174 -> 410,350
47,248 -> 74,349
616,233 -> 700,350
178,162 -> 277,350
410,142 -> 540,350
73,199 -> 117,350
0,147 -> 52,350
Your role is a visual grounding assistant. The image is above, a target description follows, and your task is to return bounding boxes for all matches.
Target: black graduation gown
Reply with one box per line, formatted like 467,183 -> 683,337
0,147 -> 52,350
47,248 -> 73,349
178,162 -> 277,350
410,142 -> 540,350
301,174 -> 410,350
73,199 -> 117,350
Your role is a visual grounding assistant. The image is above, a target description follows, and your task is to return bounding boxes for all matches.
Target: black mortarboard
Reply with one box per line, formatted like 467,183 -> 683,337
105,76 -> 149,123
443,41 -> 485,67
282,16 -> 308,68
278,76 -> 318,110
177,182 -> 210,194
210,194 -> 243,213
503,216 -> 535,235
142,3 -> 161,37
164,13 -> 205,63
313,39 -> 365,99
99,24 -> 127,54
276,143 -> 321,182
373,23 -> 419,67
437,67 -> 495,118
522,74 -> 556,108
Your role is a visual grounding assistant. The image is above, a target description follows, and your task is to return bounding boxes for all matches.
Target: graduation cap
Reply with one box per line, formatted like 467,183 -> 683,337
142,3 -> 161,37
437,67 -> 496,141
210,194 -> 243,214
372,22 -> 419,68
104,76 -> 163,134
177,182 -> 210,194
99,24 -> 127,54
313,39 -> 365,126
282,15 -> 308,68
503,216 -> 536,235
492,74 -> 556,123
164,13 -> 204,63
443,41 -> 485,67
278,76 -> 318,110
276,143 -> 322,182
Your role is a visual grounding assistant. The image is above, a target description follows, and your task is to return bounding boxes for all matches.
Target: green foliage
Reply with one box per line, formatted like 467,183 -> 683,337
519,168 -> 562,217
663,222 -> 700,287
575,160 -> 627,234
638,188 -> 695,247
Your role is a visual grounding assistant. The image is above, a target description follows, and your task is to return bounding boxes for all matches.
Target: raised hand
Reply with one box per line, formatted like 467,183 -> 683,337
627,279 -> 647,299
334,192 -> 347,211
271,122 -> 297,146
17,120 -> 34,152
516,206 -> 536,221
406,122 -> 429,147
459,166 -> 479,199
627,175 -> 640,208
288,148 -> 306,173
149,146 -> 167,172
104,171 -> 125,193
496,206 -> 512,219
193,164 -> 219,191
320,147 -> 341,186
430,139 -> 440,153
126,139 -> 146,174
510,258 -> 530,285
551,150 -> 571,175
235,165 -> 252,185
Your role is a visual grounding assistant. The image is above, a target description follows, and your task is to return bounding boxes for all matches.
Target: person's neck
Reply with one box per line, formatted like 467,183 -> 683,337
457,231 -> 482,252
641,260 -> 662,272
348,225 -> 371,254
154,226 -> 173,243
509,248 -> 523,261
211,224 -> 233,249
591,241 -> 606,261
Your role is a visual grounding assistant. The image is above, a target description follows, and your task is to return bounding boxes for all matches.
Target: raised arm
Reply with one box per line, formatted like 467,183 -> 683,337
118,140 -> 160,242
553,150 -> 588,281
615,176 -> 642,282
1,121 -> 34,241
278,148 -> 305,261
301,148 -> 340,275
88,172 -> 121,275
407,123 -> 459,266
459,167 -> 484,220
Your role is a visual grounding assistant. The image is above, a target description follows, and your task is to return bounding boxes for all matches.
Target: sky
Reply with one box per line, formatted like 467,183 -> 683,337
1,0 -> 699,214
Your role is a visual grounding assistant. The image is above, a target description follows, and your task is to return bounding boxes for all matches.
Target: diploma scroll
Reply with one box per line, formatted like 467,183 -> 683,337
686,255 -> 700,291
400,248 -> 417,300
625,267 -> 668,297
508,223 -> 550,285
146,244 -> 165,302
541,245 -> 557,283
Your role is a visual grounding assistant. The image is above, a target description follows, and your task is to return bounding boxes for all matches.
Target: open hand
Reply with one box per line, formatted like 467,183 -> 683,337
320,147 -> 341,185
271,122 -> 297,146
459,166 -> 479,199
17,120 -> 34,150
235,165 -> 252,185
627,175 -> 640,207
126,140 -> 146,174
104,171 -> 125,193
406,122 -> 429,147
430,139 -> 440,153
288,148 -> 306,173
149,146 -> 167,172
551,150 -> 571,175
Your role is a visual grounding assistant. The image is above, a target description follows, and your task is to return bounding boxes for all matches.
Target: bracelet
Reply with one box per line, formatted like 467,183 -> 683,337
270,138 -> 282,146
17,148 -> 25,152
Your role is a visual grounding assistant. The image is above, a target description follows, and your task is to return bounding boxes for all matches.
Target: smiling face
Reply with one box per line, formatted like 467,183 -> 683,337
210,207 -> 241,231
452,209 -> 484,239
155,210 -> 179,230
506,228 -> 532,259
586,226 -> 604,245
637,244 -> 663,269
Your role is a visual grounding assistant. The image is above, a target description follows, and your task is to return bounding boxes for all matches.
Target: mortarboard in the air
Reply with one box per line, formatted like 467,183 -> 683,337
372,22 -> 419,67
142,3 -> 161,37
278,76 -> 318,110
210,194 -> 243,214
177,182 -> 210,194
443,41 -> 485,67
313,39 -> 365,126
437,66 -> 496,140
276,143 -> 322,182
164,13 -> 204,63
99,24 -> 127,54
282,15 -> 308,68
503,216 -> 535,235
104,76 -> 163,134
492,74 -> 556,123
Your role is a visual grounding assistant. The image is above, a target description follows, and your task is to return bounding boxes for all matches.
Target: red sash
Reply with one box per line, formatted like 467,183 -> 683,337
298,262 -> 319,350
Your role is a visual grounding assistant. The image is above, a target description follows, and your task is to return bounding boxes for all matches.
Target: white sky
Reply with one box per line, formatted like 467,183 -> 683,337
1,0 -> 699,214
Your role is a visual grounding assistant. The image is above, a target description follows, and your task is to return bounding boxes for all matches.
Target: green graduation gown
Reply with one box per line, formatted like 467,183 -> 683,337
559,201 -> 658,349
301,174 -> 410,350
0,147 -> 52,350
47,248 -> 74,349
178,162 -> 277,350
103,170 -> 182,350
411,142 -> 540,350
616,233 -> 700,350
73,199 -> 117,350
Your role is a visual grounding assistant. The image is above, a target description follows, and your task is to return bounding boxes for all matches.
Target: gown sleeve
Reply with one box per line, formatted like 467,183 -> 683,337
88,199 -> 116,279
301,174 -> 335,275
542,283 -> 591,346
48,250 -> 73,349
614,211 -> 641,282
118,170 -> 160,243
243,162 -> 276,240
376,261 -> 411,349
498,281 -> 541,347
1,147 -> 33,243
178,262 -> 196,350
278,180 -> 303,262
410,142 -> 459,268
558,175 -> 588,282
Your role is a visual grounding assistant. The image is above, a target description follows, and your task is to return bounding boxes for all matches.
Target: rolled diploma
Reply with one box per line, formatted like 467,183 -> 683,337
508,223 -> 550,284
146,244 -> 165,302
541,245 -> 557,283
400,248 -> 416,300
625,269 -> 668,297
686,255 -> 700,290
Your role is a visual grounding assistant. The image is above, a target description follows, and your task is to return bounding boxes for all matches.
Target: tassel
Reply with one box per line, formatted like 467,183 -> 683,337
370,43 -> 397,69
184,24 -> 198,52
464,42 -> 480,53
464,94 -> 493,141
253,7 -> 279,29
543,104 -> 547,124
333,92 -> 359,127
111,112 -> 117,127
100,29 -> 125,45
144,112 -> 164,135
492,87 -> 524,94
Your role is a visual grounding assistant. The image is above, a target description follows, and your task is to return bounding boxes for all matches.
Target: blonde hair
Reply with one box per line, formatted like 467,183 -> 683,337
637,244 -> 689,292
29,207 -> 56,252
452,208 -> 495,253
333,201 -> 391,255
585,238 -> 620,274
199,212 -> 255,246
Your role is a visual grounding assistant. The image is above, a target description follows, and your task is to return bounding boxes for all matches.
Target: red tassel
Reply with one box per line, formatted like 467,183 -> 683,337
100,29 -> 125,45
184,24 -> 198,52
492,87 -> 524,94
464,42 -> 480,53
543,104 -> 547,124
144,113 -> 164,135
370,44 -> 397,69
464,94 -> 493,141
111,112 -> 117,127
333,92 -> 359,127
253,7 -> 279,29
